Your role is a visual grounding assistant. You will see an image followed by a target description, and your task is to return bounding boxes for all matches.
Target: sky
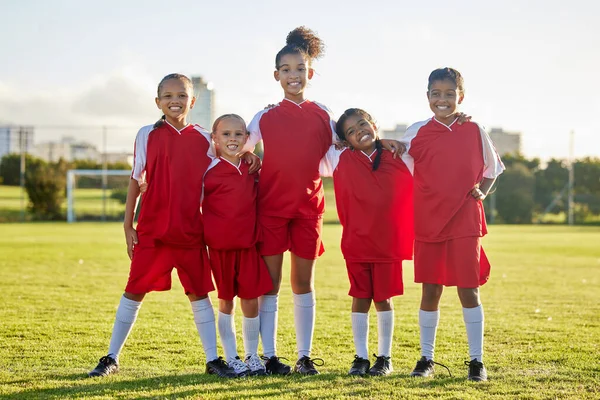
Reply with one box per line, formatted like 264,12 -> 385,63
1,0 -> 599,160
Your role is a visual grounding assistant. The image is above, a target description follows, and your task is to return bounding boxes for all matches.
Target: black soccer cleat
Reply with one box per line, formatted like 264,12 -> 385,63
294,356 -> 324,375
263,356 -> 292,375
410,356 -> 452,378
205,356 -> 238,378
88,355 -> 119,377
369,354 -> 393,376
410,356 -> 434,377
348,355 -> 370,376
465,359 -> 488,381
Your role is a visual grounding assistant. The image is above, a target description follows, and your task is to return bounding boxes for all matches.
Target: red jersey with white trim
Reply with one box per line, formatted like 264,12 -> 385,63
322,147 -> 414,262
132,122 -> 214,247
247,99 -> 335,218
202,158 -> 258,250
403,118 -> 505,242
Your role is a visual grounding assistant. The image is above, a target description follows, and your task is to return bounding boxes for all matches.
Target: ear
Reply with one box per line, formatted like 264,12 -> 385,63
190,96 -> 197,109
458,92 -> 464,104
308,68 -> 314,80
274,70 -> 280,81
155,97 -> 160,108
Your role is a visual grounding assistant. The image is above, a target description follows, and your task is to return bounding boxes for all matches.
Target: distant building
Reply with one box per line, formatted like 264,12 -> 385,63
189,76 -> 215,130
381,124 -> 408,141
34,136 -> 99,162
0,125 -> 34,160
489,127 -> 521,155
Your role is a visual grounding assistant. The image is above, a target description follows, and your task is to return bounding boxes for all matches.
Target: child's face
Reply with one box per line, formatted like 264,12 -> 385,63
212,118 -> 248,161
341,114 -> 378,153
155,79 -> 195,122
274,53 -> 314,102
427,79 -> 464,123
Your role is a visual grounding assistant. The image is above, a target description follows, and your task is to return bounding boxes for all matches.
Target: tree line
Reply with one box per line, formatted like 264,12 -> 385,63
1,153 -> 599,223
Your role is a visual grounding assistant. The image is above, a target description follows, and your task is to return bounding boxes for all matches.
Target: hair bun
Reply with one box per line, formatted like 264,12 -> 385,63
285,26 -> 325,60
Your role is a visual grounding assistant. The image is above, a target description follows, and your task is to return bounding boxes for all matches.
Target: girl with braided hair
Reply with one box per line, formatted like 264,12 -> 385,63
320,108 -> 414,376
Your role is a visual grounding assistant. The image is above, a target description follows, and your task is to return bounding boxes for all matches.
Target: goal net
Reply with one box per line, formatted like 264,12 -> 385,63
66,169 -> 132,223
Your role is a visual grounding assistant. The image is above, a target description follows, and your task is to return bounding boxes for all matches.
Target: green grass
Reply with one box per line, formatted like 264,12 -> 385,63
0,224 -> 598,399
0,185 -> 126,222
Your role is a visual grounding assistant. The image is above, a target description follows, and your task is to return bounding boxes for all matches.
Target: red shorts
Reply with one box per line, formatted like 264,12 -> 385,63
257,215 -> 324,260
414,237 -> 490,288
125,240 -> 214,296
345,261 -> 404,302
208,246 -> 273,300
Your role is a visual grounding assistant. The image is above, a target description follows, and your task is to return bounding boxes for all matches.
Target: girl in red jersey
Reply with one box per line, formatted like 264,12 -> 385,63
402,68 -> 505,381
203,114 -> 273,377
320,108 -> 414,377
243,26 -> 335,375
88,74 -> 240,379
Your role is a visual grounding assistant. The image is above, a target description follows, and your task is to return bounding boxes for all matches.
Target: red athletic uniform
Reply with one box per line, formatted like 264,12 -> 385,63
202,158 -> 272,300
126,122 -> 215,296
246,99 -> 336,259
403,118 -> 504,287
320,147 -> 414,301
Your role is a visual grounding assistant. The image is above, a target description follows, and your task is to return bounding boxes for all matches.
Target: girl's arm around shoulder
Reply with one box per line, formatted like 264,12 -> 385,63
400,119 -> 430,175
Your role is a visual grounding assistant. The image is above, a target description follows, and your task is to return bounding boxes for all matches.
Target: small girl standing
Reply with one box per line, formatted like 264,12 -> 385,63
402,67 -> 505,381
203,114 -> 273,377
88,74 -> 236,379
320,108 -> 414,376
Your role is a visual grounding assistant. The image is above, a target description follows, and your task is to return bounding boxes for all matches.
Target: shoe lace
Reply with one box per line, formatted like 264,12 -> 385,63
301,356 -> 324,368
372,354 -> 390,369
261,355 -> 290,364
98,356 -> 115,365
433,360 -> 452,377
228,358 -> 248,374
212,356 -> 229,368
464,359 -> 483,374
246,354 -> 265,370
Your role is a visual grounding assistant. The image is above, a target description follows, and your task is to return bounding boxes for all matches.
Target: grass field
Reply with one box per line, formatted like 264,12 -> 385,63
0,224 -> 598,399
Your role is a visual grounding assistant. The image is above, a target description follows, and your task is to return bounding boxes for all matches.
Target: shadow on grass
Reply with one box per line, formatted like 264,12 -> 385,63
2,372 -> 359,399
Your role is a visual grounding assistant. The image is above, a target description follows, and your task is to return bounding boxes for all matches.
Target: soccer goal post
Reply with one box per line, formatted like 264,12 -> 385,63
66,169 -> 132,223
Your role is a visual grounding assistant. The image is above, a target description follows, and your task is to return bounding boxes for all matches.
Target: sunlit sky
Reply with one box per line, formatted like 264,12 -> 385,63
1,0 -> 599,160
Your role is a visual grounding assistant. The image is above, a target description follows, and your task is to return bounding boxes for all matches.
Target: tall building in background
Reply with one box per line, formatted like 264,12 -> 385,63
489,127 -> 522,155
0,125 -> 34,160
189,76 -> 214,130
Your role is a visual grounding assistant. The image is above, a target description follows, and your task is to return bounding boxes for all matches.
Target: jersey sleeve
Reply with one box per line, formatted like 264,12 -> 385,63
193,124 -> 216,160
243,110 -> 266,152
477,124 -> 506,179
400,120 -> 428,175
131,125 -> 154,182
319,145 -> 344,177
314,101 -> 338,142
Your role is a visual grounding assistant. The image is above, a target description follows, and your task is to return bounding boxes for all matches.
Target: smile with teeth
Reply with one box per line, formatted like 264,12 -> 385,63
359,134 -> 372,143
436,105 -> 449,110
226,144 -> 239,150
169,106 -> 182,111
288,82 -> 301,87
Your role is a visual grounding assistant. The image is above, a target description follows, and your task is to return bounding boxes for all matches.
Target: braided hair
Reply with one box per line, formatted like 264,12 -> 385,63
336,108 -> 383,171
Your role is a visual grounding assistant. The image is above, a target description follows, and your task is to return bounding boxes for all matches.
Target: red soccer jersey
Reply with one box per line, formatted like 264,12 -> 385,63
132,122 -> 214,247
202,158 -> 258,250
322,147 -> 414,262
247,99 -> 335,218
403,118 -> 504,242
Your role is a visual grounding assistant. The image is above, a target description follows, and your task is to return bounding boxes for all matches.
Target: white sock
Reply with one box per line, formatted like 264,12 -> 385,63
242,316 -> 260,359
191,298 -> 218,362
419,309 -> 440,360
107,295 -> 142,362
377,310 -> 394,357
258,295 -> 278,358
463,304 -> 484,362
294,292 -> 316,359
218,311 -> 238,361
351,312 -> 369,359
